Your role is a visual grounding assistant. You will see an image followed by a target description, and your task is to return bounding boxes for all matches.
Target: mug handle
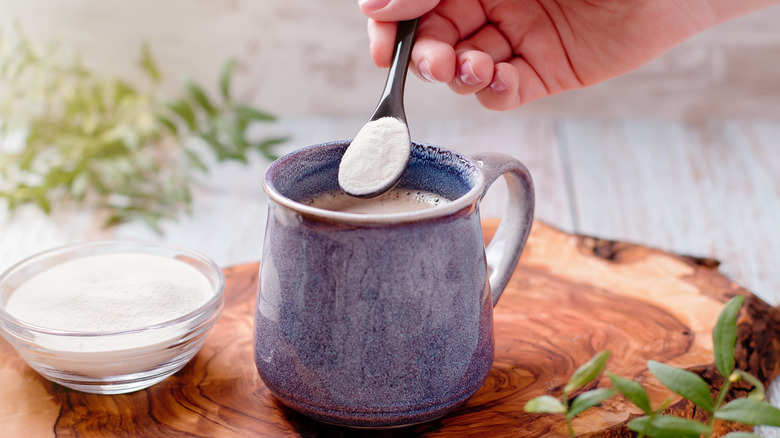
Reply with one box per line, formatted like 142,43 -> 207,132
472,153 -> 535,307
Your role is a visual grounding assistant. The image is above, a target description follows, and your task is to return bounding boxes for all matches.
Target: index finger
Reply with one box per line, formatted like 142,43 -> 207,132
416,0 -> 488,46
359,0 -> 441,22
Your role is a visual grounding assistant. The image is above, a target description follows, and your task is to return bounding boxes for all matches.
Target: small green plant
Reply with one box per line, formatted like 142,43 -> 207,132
525,350 -> 617,436
0,26 -> 287,230
525,295 -> 780,437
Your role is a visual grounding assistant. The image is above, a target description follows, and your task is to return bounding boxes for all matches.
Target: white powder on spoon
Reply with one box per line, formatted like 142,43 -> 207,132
338,116 -> 411,197
5,253 -> 213,334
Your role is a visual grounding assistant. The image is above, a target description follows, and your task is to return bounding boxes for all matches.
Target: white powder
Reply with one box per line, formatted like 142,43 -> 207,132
4,252 -> 216,377
6,253 -> 213,333
338,116 -> 411,196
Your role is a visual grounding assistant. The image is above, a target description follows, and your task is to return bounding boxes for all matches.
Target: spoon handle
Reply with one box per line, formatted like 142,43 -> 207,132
370,18 -> 420,122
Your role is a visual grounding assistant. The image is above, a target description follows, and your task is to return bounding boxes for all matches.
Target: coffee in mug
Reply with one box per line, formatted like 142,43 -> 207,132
301,188 -> 449,214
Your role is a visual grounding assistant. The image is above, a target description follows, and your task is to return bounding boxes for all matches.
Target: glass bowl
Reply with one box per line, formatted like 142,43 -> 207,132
0,240 -> 225,394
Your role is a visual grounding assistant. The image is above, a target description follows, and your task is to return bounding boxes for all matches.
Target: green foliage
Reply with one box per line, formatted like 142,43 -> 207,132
607,372 -> 653,414
628,415 -> 711,438
567,388 -> 617,419
731,369 -> 766,400
713,295 -> 744,378
564,350 -> 611,396
0,28 -> 287,230
525,350 -> 613,436
524,395 -> 565,414
647,361 -> 715,412
714,398 -> 780,427
524,296 -> 779,438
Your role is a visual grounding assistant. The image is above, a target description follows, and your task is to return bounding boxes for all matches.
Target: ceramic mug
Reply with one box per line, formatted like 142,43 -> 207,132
254,140 -> 534,428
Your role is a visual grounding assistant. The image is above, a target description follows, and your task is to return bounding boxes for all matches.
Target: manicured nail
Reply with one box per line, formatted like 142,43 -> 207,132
489,70 -> 508,93
458,61 -> 481,86
359,0 -> 391,11
418,59 -> 436,82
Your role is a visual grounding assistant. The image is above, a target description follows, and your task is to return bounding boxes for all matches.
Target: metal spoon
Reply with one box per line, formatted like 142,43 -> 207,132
338,18 -> 419,198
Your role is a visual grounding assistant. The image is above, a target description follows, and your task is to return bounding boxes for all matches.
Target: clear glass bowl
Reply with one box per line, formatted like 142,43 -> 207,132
0,241 -> 225,394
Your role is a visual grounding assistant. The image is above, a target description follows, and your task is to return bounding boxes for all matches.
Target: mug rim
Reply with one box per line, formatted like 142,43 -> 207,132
262,141 -> 487,224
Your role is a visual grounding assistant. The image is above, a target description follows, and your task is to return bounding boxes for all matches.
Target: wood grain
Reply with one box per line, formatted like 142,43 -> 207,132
0,220 -> 778,437
560,119 -> 780,306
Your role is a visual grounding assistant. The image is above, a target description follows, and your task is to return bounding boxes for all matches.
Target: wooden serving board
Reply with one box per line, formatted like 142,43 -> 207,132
1,221 -> 778,437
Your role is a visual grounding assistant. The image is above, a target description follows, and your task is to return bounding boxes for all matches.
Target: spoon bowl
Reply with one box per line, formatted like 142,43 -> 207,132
338,18 -> 419,198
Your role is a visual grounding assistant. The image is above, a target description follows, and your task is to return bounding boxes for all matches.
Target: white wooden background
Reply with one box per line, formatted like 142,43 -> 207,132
0,0 -> 779,119
0,0 -> 778,435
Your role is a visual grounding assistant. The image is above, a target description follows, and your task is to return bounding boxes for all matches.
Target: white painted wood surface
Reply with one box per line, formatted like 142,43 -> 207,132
0,0 -> 779,119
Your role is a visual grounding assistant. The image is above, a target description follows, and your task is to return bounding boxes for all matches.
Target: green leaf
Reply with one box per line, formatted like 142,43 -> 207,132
723,433 -> 761,438
138,42 -> 161,83
70,173 -> 88,200
185,79 -> 216,117
200,130 -> 242,162
524,395 -> 566,414
628,415 -> 710,438
219,58 -> 234,102
166,100 -> 197,130
647,360 -> 714,412
731,369 -> 766,400
567,388 -> 617,419
223,120 -> 249,151
112,79 -> 138,104
713,295 -> 745,378
607,372 -> 653,414
564,350 -> 611,395
0,26 -> 284,232
184,148 -> 208,172
253,135 -> 289,161
232,104 -> 276,122
715,398 -> 780,427
155,115 -> 178,135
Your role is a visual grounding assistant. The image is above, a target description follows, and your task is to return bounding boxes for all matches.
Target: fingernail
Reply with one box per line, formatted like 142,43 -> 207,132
458,61 -> 481,86
489,70 -> 508,93
419,59 -> 436,82
359,0 -> 391,11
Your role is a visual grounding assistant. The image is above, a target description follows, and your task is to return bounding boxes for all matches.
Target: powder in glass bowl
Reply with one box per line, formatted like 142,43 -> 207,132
5,252 -> 213,334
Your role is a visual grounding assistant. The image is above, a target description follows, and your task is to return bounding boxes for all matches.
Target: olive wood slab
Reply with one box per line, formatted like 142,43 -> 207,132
1,220 -> 778,437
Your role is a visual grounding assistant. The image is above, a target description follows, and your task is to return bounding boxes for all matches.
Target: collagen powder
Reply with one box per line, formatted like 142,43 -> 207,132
5,253 -> 212,331
5,253 -> 213,334
338,116 -> 411,196
3,252 -> 215,376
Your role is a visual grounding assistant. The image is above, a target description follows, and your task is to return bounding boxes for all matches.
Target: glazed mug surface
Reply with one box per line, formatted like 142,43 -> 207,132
255,141 -> 534,428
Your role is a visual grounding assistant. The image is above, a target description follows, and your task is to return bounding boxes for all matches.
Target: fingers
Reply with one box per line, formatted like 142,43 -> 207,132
360,0 -> 552,111
359,0 -> 441,22
411,37 -> 457,83
409,30 -> 547,111
448,50 -> 494,95
445,24 -> 516,96
475,60 -> 550,111
476,63 -> 521,111
363,0 -> 443,68
367,19 -> 397,68
455,24 -> 514,63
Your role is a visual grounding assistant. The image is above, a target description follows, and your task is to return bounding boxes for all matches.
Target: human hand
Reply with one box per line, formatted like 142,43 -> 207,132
359,0 -> 768,110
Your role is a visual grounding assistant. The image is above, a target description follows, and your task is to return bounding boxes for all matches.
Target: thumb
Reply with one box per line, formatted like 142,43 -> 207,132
358,0 -> 440,22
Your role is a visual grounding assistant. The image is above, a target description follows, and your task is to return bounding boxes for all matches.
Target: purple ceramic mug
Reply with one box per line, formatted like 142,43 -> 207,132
255,141 -> 534,428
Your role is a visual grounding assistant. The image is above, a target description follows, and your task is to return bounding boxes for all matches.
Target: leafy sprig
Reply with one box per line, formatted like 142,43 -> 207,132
0,28 -> 287,230
525,295 -> 780,437
525,350 -> 616,436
